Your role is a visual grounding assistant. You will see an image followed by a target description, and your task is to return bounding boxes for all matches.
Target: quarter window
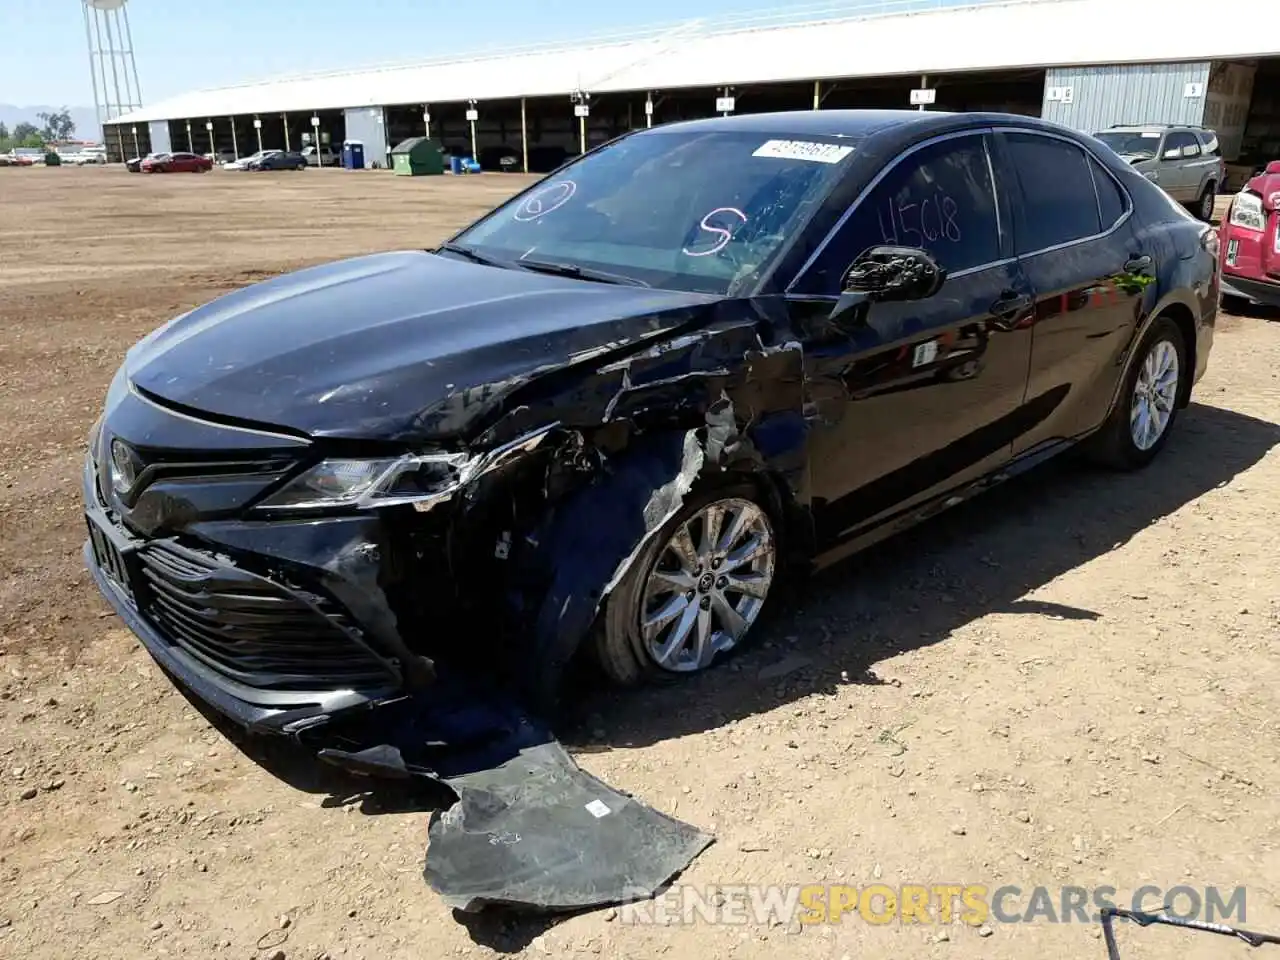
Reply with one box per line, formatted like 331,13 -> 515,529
1003,133 -> 1101,253
1088,156 -> 1128,230
799,134 -> 1002,290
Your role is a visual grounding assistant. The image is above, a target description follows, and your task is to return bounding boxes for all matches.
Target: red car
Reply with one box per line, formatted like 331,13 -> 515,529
1220,160 -> 1280,308
141,152 -> 213,173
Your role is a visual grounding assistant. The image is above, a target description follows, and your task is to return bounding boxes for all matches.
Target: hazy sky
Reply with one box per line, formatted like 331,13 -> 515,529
2,0 -> 981,108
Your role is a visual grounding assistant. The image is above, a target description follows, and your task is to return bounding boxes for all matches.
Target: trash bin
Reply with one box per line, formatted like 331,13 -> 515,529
341,140 -> 365,170
391,137 -> 446,176
449,155 -> 464,175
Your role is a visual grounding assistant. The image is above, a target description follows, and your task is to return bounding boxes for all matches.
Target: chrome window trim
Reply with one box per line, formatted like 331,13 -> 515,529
784,257 -> 1018,304
787,127 -> 1005,293
996,126 -> 1135,262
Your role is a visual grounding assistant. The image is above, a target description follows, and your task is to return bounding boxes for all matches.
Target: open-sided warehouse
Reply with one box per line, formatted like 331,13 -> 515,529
103,0 -> 1280,171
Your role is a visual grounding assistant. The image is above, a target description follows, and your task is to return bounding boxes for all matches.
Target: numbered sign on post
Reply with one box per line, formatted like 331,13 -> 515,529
466,108 -> 479,122
253,119 -> 262,129
311,116 -> 320,127
423,111 -> 431,124
716,96 -> 735,112
574,104 -> 590,118
204,121 -> 213,131
909,88 -> 937,106
645,100 -> 654,116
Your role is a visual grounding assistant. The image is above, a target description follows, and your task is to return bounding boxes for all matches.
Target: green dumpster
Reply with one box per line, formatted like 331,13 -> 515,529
390,137 -> 445,176
44,151 -> 62,167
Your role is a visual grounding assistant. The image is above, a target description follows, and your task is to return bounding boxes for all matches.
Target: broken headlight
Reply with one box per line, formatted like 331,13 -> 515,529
257,454 -> 469,512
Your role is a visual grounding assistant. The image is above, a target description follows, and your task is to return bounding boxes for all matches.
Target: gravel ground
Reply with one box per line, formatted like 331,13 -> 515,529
1,168 -> 1278,960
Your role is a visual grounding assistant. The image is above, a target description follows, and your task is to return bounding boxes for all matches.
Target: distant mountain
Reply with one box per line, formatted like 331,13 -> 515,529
0,105 -> 101,139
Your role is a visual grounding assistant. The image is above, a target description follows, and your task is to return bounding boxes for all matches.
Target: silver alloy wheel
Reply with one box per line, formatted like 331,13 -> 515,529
1130,339 -> 1180,451
639,497 -> 776,673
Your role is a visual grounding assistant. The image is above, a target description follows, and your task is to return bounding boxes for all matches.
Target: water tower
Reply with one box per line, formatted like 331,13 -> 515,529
82,0 -> 143,134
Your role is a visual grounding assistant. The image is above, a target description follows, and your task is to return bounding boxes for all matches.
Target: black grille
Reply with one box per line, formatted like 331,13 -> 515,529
136,542 -> 397,692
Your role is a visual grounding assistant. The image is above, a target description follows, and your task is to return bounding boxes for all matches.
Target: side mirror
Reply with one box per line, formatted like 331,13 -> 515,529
829,246 -> 946,323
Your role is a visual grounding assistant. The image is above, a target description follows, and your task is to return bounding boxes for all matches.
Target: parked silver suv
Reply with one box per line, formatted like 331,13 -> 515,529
1093,124 -> 1225,222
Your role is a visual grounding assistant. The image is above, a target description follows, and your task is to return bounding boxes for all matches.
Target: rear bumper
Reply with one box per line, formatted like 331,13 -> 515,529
1221,273 -> 1280,308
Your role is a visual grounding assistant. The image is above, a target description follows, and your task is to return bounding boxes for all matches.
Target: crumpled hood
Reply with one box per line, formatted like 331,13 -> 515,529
125,250 -> 721,443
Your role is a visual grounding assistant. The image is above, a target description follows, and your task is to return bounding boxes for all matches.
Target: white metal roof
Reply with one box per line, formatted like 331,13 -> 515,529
112,0 -> 1280,126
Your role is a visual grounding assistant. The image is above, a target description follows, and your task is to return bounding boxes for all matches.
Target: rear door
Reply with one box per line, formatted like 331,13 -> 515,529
995,129 -> 1150,452
786,130 -> 1036,550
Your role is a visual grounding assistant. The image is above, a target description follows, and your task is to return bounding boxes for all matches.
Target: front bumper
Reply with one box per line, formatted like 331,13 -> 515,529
1221,273 -> 1280,308
82,455 -> 411,736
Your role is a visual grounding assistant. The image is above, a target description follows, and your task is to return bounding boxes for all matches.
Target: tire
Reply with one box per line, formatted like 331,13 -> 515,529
595,480 -> 779,686
1088,314 -> 1187,470
1195,182 -> 1216,222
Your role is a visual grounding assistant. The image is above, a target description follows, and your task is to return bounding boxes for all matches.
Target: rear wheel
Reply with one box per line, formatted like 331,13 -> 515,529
595,483 -> 778,686
1088,315 -> 1187,470
1195,182 -> 1217,222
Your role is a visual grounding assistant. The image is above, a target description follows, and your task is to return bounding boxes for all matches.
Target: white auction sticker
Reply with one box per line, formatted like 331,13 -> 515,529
585,799 -> 612,818
752,139 -> 854,164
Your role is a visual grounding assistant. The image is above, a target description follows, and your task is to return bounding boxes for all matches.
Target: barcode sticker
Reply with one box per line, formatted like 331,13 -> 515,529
752,140 -> 854,164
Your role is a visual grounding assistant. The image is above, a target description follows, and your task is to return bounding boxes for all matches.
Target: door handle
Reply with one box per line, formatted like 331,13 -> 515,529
1123,254 -> 1153,273
990,292 -> 1031,315
989,292 -> 1032,331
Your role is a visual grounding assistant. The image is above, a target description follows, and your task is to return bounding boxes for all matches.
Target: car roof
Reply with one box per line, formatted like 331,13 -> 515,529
640,110 -> 1090,154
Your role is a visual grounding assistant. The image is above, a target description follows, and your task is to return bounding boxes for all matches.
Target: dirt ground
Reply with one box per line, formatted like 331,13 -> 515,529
1,166 -> 1278,960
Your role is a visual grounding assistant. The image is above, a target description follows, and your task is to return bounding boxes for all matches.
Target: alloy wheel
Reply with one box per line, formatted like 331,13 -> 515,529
1130,339 -> 1180,451
638,497 -> 775,673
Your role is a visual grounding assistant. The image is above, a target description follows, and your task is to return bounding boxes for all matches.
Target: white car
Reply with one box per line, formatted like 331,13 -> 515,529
223,149 -> 281,171
71,150 -> 107,165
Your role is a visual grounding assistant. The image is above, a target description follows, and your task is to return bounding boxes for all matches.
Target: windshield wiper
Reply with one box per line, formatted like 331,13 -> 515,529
515,258 -> 650,287
436,242 -> 511,269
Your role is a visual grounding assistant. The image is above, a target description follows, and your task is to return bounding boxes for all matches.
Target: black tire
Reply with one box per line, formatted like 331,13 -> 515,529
594,479 -> 778,687
1088,314 -> 1188,470
1195,182 -> 1217,222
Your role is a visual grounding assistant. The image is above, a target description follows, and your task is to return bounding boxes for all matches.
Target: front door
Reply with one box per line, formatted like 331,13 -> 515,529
785,130 -> 1036,553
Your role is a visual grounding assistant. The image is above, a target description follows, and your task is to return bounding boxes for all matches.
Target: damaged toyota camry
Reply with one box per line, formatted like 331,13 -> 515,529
83,110 -> 1218,735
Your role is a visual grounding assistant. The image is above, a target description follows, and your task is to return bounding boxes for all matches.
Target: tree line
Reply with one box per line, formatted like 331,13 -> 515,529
0,109 -> 78,152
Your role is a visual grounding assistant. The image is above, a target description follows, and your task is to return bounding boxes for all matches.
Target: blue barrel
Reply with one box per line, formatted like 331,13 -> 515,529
449,155 -> 464,175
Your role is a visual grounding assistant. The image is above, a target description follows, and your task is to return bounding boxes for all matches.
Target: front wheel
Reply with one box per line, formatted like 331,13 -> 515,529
596,483 -> 778,686
1088,315 -> 1187,470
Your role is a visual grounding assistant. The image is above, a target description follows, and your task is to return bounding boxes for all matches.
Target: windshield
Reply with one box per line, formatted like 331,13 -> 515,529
452,129 -> 859,294
1095,131 -> 1162,159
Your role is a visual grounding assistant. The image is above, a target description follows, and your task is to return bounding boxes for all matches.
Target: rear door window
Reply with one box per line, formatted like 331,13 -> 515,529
1163,131 -> 1199,159
1002,132 -> 1102,253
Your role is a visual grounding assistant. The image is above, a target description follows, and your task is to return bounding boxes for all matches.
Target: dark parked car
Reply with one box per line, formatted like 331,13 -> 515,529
250,150 -> 307,171
83,110 -> 1217,734
141,152 -> 213,173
